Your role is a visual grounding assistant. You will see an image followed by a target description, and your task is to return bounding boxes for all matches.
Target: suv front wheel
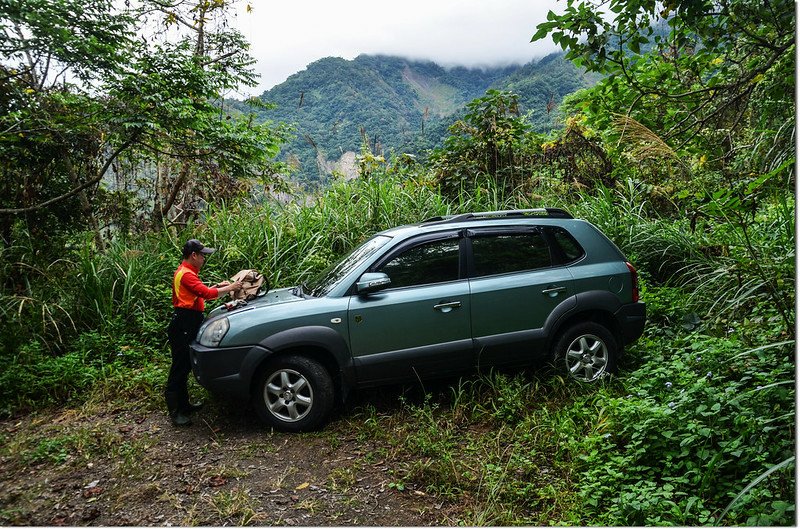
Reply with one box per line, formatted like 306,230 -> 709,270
553,322 -> 617,383
253,355 -> 334,432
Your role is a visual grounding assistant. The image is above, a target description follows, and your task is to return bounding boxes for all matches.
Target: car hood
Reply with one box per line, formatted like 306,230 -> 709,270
208,287 -> 304,318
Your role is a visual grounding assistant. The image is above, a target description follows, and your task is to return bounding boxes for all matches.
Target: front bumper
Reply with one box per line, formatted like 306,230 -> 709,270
190,342 -> 266,401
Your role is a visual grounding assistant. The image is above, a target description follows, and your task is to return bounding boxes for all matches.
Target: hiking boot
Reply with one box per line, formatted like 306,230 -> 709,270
171,411 -> 193,427
165,391 -> 193,427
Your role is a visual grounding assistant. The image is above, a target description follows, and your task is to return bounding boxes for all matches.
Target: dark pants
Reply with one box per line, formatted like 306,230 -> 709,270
166,308 -> 204,400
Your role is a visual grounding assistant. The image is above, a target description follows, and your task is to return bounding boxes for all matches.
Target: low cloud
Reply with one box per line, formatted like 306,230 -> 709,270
231,0 -> 562,95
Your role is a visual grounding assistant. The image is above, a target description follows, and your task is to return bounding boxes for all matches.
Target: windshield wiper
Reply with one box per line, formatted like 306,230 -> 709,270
291,283 -> 311,298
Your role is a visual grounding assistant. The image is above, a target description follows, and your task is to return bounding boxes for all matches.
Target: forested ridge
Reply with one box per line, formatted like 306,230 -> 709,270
225,52 -> 598,188
0,0 -> 795,525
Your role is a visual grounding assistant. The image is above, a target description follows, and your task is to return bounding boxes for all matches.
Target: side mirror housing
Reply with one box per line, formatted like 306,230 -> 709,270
356,272 -> 391,294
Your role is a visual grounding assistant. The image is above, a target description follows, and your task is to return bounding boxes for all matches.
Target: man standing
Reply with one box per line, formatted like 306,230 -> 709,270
166,238 -> 242,426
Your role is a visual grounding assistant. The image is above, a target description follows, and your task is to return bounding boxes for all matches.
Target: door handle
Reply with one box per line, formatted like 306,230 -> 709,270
434,301 -> 462,313
542,285 -> 567,297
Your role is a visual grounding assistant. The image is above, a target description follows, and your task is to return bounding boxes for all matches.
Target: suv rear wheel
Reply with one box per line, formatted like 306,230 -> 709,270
253,355 -> 334,432
553,322 -> 617,383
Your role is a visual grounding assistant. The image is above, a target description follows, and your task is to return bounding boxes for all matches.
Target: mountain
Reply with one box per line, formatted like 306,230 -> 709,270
490,53 -> 600,130
228,53 -> 598,187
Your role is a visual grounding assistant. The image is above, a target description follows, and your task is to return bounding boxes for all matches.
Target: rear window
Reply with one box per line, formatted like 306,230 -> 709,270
471,232 -> 552,277
547,226 -> 585,263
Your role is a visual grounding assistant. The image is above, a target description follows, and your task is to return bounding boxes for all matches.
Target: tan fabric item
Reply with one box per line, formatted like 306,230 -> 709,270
229,269 -> 267,301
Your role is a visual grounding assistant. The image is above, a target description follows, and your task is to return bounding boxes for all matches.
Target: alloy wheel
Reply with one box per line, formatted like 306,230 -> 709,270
263,368 -> 314,422
564,333 -> 608,382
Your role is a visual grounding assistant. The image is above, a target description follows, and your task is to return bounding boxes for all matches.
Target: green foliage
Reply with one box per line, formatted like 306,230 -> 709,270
24,435 -> 75,465
0,230 -> 176,355
429,90 -> 544,196
534,0 -> 795,206
569,334 -> 794,525
0,0 -> 134,80
490,53 -> 601,133
0,319 -> 164,414
558,179 -> 795,339
0,0 -> 286,264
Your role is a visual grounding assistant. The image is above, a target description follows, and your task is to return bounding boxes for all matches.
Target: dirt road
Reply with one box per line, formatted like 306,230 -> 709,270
0,395 -> 456,526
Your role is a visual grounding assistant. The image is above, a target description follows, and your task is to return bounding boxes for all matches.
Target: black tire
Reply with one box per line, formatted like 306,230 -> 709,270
253,355 -> 334,432
552,322 -> 617,383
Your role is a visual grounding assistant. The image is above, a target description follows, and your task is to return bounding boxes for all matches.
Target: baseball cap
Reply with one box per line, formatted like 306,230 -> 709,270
182,239 -> 216,258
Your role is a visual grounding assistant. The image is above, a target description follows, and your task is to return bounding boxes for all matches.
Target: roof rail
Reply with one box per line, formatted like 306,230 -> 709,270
422,208 -> 573,224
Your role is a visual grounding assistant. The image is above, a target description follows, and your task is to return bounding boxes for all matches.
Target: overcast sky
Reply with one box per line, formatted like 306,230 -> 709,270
230,0 -> 564,96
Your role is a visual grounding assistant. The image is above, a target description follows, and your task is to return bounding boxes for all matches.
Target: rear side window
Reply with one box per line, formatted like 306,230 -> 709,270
547,227 -> 585,263
471,232 -> 552,277
379,239 -> 460,288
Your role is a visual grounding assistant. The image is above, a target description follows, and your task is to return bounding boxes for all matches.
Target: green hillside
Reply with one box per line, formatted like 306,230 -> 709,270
491,53 -> 601,132
229,53 -> 597,187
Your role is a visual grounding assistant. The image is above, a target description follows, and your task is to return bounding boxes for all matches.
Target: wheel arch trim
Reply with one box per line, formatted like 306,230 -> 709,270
240,326 -> 354,400
543,290 -> 624,351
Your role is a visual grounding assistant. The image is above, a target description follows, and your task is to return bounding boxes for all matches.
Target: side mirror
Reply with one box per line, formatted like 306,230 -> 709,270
356,272 -> 391,294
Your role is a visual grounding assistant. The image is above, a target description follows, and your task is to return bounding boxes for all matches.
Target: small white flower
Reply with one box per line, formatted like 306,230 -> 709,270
668,402 -> 676,408
665,382 -> 673,389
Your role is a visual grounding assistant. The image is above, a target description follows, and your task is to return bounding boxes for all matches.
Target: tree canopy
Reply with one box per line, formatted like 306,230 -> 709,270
0,0 -> 285,251
533,0 -> 795,175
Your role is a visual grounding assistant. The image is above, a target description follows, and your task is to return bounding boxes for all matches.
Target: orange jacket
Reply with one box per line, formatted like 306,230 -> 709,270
172,262 -> 219,311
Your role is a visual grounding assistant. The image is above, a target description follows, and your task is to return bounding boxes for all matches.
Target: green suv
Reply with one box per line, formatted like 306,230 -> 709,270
190,209 -> 646,431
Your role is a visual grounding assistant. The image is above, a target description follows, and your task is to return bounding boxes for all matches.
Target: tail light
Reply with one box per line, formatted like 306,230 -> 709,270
625,261 -> 640,302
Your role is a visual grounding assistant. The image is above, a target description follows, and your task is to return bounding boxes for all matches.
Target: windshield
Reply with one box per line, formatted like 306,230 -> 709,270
306,235 -> 392,297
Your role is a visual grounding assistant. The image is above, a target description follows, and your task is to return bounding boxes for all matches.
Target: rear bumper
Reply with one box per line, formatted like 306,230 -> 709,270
615,301 -> 647,345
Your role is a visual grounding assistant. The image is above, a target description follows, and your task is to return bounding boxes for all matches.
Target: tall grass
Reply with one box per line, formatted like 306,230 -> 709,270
1,171 -> 794,525
199,174 -> 528,290
558,179 -> 795,338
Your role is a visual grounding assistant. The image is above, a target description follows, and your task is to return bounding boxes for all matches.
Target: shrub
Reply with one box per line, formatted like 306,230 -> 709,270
568,333 -> 794,525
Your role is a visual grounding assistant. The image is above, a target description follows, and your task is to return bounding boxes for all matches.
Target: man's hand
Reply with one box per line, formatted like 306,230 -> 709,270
216,280 -> 243,294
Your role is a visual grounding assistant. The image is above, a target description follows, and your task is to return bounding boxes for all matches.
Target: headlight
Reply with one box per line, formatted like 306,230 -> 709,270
198,317 -> 230,347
